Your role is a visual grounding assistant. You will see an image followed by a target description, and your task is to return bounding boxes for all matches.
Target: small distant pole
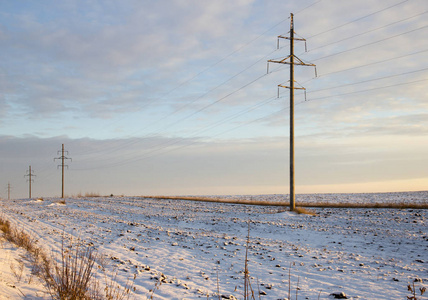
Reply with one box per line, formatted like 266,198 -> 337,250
54,144 -> 72,198
24,166 -> 36,199
7,182 -> 11,200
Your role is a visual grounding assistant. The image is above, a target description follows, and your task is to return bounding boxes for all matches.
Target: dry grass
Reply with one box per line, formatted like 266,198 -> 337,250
293,207 -> 317,216
84,192 -> 102,198
297,202 -> 428,209
0,218 -> 11,236
142,196 -> 428,209
41,241 -> 98,299
143,195 -> 281,206
74,192 -> 102,198
103,272 -> 135,300
0,216 -> 39,255
0,214 -> 134,300
407,281 -> 426,300
10,259 -> 25,282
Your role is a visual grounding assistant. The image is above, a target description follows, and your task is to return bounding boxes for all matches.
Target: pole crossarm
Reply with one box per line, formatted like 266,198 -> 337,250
278,82 -> 306,90
278,82 -> 306,98
267,55 -> 317,76
277,33 -> 307,51
278,35 -> 306,42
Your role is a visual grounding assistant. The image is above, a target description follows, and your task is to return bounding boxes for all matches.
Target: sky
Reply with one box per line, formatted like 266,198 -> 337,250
1,0 -> 427,199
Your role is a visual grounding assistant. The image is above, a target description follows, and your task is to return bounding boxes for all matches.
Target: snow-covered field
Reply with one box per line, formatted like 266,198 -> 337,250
0,191 -> 427,299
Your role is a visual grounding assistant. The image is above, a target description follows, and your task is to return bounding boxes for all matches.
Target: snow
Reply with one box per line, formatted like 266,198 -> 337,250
0,192 -> 427,299
0,237 -> 47,299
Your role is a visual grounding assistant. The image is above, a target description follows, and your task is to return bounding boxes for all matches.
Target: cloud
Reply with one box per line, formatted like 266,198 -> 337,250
1,0 -> 427,197
2,132 -> 427,199
0,0 -> 264,121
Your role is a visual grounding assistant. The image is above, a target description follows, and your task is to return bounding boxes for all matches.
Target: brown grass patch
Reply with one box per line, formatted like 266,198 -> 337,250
293,207 -> 317,216
41,241 -> 98,299
141,196 -> 428,209
297,202 -> 428,209
0,214 -> 135,299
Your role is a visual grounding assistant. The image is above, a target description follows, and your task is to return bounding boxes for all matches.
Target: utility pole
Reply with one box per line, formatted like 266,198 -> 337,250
24,166 -> 36,198
267,13 -> 316,211
7,182 -> 11,200
54,144 -> 72,198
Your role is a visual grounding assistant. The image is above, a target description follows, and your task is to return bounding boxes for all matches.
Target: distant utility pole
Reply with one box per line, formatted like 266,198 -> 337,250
54,144 -> 72,198
267,13 -> 317,211
7,182 -> 11,200
24,166 -> 36,198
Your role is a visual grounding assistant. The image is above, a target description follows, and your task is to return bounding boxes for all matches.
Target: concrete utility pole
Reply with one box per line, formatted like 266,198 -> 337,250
7,182 -> 11,200
54,144 -> 72,198
267,13 -> 316,211
24,166 -> 36,198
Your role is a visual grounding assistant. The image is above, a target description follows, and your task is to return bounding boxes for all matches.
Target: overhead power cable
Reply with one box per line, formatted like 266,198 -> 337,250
75,48 -> 289,161
308,10 -> 428,53
311,25 -> 428,62
317,49 -> 428,78
73,95 -> 278,170
73,13 -> 294,144
73,2 -> 426,170
75,65 -> 274,161
308,67 -> 428,94
146,49 -> 277,127
307,0 -> 409,39
272,48 -> 428,85
73,1 -> 411,159
303,78 -> 428,102
295,0 -> 323,15
72,75 -> 427,172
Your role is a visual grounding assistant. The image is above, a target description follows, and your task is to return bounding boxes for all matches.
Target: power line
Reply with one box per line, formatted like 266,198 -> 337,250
317,49 -> 428,78
303,78 -> 428,102
308,67 -> 428,94
73,2 -> 422,163
70,13 -> 296,155
71,75 -> 427,173
308,10 -> 428,53
295,0 -> 323,15
54,3 -> 428,176
75,66 -> 274,162
307,0 -> 409,39
72,61 -> 428,170
73,95 -> 278,171
311,25 -> 428,63
71,2 -> 328,161
73,50 -> 279,159
274,48 -> 428,87
140,51 -> 276,132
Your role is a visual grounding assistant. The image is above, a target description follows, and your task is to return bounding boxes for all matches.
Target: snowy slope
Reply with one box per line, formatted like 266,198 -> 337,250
0,192 -> 427,299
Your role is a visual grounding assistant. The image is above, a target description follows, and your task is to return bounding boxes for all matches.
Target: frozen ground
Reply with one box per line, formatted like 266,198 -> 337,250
0,191 -> 427,299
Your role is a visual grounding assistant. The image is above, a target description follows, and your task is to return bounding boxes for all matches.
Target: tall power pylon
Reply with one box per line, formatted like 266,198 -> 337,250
54,144 -> 72,198
267,13 -> 316,211
24,166 -> 36,198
